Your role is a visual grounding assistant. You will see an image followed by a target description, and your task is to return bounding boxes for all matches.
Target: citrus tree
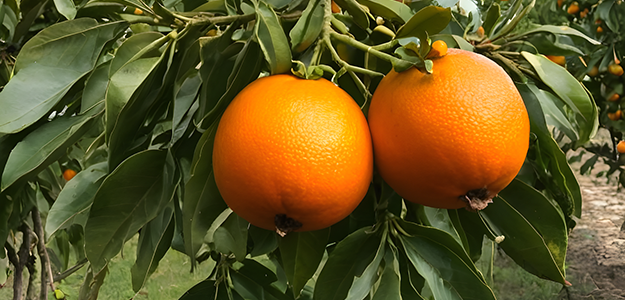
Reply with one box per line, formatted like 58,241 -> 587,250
0,0 -> 600,299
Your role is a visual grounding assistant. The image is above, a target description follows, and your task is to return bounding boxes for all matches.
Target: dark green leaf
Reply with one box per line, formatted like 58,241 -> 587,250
356,0 -> 412,23
78,265 -> 107,300
183,122 -> 228,264
178,280 -> 218,300
522,51 -> 598,146
290,0 -> 325,53
345,232 -> 384,300
1,103 -> 104,191
0,19 -> 126,133
314,227 -> 381,300
395,6 -> 452,41
481,179 -> 568,284
333,0 -> 371,29
398,219 -> 495,300
279,228 -> 330,298
231,259 -> 288,300
580,154 -> 599,175
82,62 -> 111,114
249,226 -> 279,257
371,245 -> 401,300
597,0 -> 618,32
131,203 -> 176,292
482,3 -> 500,36
45,161 -> 108,239
85,150 -> 178,274
254,0 -> 292,74
213,213 -> 249,261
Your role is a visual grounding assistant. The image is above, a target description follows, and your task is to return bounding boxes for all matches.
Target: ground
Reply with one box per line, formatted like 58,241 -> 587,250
559,151 -> 625,300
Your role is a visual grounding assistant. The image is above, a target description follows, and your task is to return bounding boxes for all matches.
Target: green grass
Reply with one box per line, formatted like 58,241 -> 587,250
1,235 -> 215,300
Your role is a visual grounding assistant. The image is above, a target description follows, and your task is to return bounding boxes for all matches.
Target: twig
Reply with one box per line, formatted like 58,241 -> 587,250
54,258 -> 89,282
11,224 -> 34,300
32,207 -> 54,299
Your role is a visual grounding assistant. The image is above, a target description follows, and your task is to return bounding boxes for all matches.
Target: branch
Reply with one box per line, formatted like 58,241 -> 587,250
54,258 -> 88,282
12,224 -> 34,300
32,207 -> 54,299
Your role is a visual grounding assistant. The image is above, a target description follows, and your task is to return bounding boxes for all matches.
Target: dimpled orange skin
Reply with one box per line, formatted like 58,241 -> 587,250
213,75 -> 373,232
368,48 -> 530,209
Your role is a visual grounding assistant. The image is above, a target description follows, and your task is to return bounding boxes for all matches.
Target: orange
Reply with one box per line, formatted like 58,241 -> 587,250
608,110 -> 622,121
133,8 -> 143,15
557,0 -> 564,8
426,40 -> 448,59
63,169 -> 77,181
368,48 -> 530,210
608,63 -> 624,76
617,141 -> 625,154
546,55 -> 566,66
608,94 -> 620,102
476,26 -> 485,37
597,26 -> 604,33
580,8 -> 589,18
567,2 -> 580,14
212,75 -> 373,235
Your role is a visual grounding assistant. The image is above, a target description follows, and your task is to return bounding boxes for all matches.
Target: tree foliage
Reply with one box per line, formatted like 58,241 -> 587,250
0,0 -> 605,299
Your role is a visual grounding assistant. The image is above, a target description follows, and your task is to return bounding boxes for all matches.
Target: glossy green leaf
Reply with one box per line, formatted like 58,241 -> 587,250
92,0 -> 153,14
178,280 -> 218,300
482,3 -> 500,36
45,161 -> 108,239
481,179 -> 567,284
183,122 -> 228,263
254,0 -> 292,74
395,6 -> 452,40
78,265 -> 107,300
520,25 -> 600,45
333,0 -> 371,29
522,51 -> 598,146
314,227 -> 381,300
531,86 -> 578,141
290,0 -> 325,53
371,245 -> 401,300
397,220 -> 495,300
85,150 -> 178,274
249,226 -> 279,257
108,32 -> 165,78
597,0 -> 618,32
213,213 -> 249,261
231,259 -> 288,300
172,72 -> 201,145
82,61 -> 111,114
131,203 -> 176,292
356,0 -> 412,23
345,232 -> 384,300
53,0 -> 76,20
397,245 -> 426,300
1,103 -> 104,191
0,19 -> 126,133
490,0 -> 535,42
419,206 -> 463,246
279,228 -> 330,298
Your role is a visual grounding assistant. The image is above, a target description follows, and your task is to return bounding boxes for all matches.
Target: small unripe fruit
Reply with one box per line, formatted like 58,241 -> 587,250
608,110 -> 622,121
557,0 -> 564,7
427,40 -> 448,59
546,55 -> 566,66
477,26 -> 485,37
133,8 -> 143,15
331,0 -> 341,13
597,26 -> 604,33
63,169 -> 77,181
608,63 -> 624,76
567,2 -> 580,14
608,94 -> 621,102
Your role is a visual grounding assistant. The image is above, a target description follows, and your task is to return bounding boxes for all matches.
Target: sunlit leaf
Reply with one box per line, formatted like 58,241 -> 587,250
254,0 -> 292,74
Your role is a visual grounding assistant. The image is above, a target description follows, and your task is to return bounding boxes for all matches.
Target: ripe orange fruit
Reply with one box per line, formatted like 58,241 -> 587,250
426,40 -> 448,59
546,55 -> 566,66
608,63 -> 624,76
133,8 -> 143,15
580,8 -> 589,18
588,65 -> 599,77
567,2 -> 580,14
476,26 -> 485,37
63,169 -> 77,181
608,110 -> 622,121
618,141 -> 625,154
608,94 -> 620,102
557,0 -> 564,8
213,75 -> 373,235
597,26 -> 604,33
368,48 -> 530,210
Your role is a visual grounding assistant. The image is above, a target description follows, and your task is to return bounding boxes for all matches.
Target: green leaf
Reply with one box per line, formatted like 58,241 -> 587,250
1,103 -> 104,191
345,232 -> 384,300
82,61 -> 111,114
522,51 -> 598,146
85,150 -> 178,274
397,245 -> 426,300
45,161 -> 108,239
108,32 -> 165,78
356,0 -> 412,23
254,0 -> 292,75
131,203 -> 176,292
249,226 -> 279,257
333,0 -> 371,29
520,25 -> 600,45
371,245 -> 401,300
313,227 -> 381,300
278,228 -> 330,298
289,0 -> 325,53
0,19 -> 126,133
395,6 -> 452,41
397,220 -> 495,300
183,122 -> 228,263
531,86 -> 578,141
213,213 -> 249,261
231,259 -> 288,300
481,179 -> 568,284
490,0 -> 535,42
482,3 -> 500,36
178,280 -> 219,300
53,0 -> 76,20
597,0 -> 618,32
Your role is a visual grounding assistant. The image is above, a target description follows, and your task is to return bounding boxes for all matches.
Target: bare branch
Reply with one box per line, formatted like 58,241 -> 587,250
32,208 -> 54,299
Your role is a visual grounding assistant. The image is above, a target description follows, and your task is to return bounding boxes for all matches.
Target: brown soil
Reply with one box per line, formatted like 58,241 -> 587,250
560,151 -> 625,299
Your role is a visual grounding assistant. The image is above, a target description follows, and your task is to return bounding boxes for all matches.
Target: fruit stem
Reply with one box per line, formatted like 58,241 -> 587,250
328,31 -> 411,70
459,188 -> 493,211
275,214 -> 303,237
